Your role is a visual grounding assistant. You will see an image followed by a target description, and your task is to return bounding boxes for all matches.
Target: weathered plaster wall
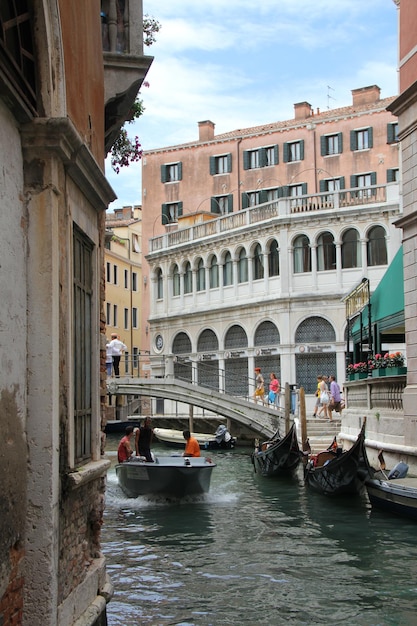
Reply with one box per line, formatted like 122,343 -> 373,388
0,100 -> 28,612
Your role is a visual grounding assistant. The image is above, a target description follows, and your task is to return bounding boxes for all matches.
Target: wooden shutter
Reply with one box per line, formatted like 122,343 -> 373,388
243,150 -> 250,170
161,204 -> 169,223
227,153 -> 232,172
320,135 -> 327,156
161,164 -> 168,182
227,194 -> 233,213
337,132 -> 343,153
283,142 -> 289,163
209,156 -> 216,175
178,162 -> 183,180
350,130 -> 357,151
178,201 -> 183,217
299,140 -> 305,161
211,197 -> 221,213
368,127 -> 373,149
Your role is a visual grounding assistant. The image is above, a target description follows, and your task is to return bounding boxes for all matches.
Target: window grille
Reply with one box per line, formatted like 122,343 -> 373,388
295,353 -> 337,394
197,329 -> 219,352
254,321 -> 280,346
295,317 -> 336,343
173,332 -> 192,354
225,325 -> 248,349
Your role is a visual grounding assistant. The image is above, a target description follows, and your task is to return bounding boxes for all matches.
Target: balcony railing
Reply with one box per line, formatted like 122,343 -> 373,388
101,0 -> 143,56
149,184 -> 398,254
344,374 -> 406,412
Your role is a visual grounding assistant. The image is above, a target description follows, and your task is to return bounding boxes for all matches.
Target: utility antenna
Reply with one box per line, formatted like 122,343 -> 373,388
327,85 -> 335,109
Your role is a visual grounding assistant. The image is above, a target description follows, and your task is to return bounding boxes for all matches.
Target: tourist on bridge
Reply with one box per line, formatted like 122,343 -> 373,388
253,367 -> 265,404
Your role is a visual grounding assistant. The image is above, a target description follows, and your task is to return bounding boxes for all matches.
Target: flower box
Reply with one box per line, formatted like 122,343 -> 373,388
372,368 -> 386,377
386,366 -> 407,376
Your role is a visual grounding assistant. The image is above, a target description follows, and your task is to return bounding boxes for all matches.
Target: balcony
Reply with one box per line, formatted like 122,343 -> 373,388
101,0 -> 153,151
148,183 -> 399,254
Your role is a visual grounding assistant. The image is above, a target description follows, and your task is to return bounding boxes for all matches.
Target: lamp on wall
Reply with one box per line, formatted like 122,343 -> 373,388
143,275 -> 148,286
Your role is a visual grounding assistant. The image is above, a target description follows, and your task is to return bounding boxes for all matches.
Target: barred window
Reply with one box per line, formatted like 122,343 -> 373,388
225,325 -> 248,349
197,329 -> 219,352
295,316 -> 336,343
254,321 -> 280,346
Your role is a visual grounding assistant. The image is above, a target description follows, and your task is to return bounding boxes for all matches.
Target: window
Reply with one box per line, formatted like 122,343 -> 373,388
316,232 -> 336,271
243,146 -> 278,169
113,264 -> 118,285
162,202 -> 183,224
133,347 -> 139,369
321,133 -> 343,156
283,140 -> 304,162
387,168 -> 399,183
132,307 -> 138,328
124,308 -> 129,330
73,226 -> 93,464
211,194 -> 233,214
238,248 -> 248,283
387,122 -> 399,144
132,272 -> 137,291
161,162 -> 182,182
289,183 -> 307,209
266,188 -> 279,201
268,240 -> 279,277
113,304 -> 118,327
196,258 -> 205,291
367,226 -> 387,266
124,269 -> 128,289
132,233 -> 140,253
350,172 -> 376,198
242,191 -> 261,209
319,177 -> 345,192
350,127 -> 373,151
156,268 -> 163,299
253,244 -> 264,280
184,262 -> 192,294
172,264 -> 180,296
342,229 -> 360,269
106,302 -> 111,325
293,235 -> 311,273
106,262 -> 111,283
223,251 -> 233,286
209,154 -> 232,175
209,256 -> 219,289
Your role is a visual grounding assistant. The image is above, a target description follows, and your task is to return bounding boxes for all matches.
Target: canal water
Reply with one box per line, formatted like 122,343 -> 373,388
102,436 -> 417,626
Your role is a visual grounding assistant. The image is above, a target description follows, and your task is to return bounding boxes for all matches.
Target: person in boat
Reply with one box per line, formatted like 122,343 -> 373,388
117,425 -> 136,463
136,416 -> 154,462
253,367 -> 265,404
182,430 -> 201,457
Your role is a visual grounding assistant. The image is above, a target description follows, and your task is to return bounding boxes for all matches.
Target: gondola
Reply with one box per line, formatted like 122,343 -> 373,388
304,421 -> 371,496
252,423 -> 301,477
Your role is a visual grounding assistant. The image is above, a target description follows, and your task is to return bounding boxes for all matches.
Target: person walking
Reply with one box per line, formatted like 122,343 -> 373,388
268,372 -> 280,408
105,339 -> 113,376
317,375 -> 330,420
253,367 -> 265,404
108,333 -> 127,377
312,375 -> 322,417
182,430 -> 201,457
328,375 -> 342,421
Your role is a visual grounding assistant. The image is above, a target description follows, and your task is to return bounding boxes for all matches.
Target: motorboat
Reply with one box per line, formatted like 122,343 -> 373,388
153,424 -> 236,450
116,454 -> 217,498
365,461 -> 417,520
251,423 -> 301,477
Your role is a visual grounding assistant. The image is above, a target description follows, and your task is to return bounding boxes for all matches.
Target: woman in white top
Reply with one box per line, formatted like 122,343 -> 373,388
107,333 -> 127,377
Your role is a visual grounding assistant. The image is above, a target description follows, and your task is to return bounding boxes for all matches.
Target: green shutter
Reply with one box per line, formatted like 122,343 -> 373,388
387,168 -> 397,183
161,164 -> 167,183
350,130 -> 356,151
368,127 -> 373,149
279,185 -> 289,197
283,142 -> 289,163
274,145 -> 279,165
178,162 -> 183,181
211,197 -> 220,213
243,150 -> 250,170
339,176 -> 345,189
338,132 -> 343,154
162,204 -> 169,223
387,123 -> 397,144
319,179 -> 326,192
370,171 -> 377,185
300,140 -> 305,160
209,156 -> 216,175
178,202 -> 183,217
301,182 -> 307,195
260,190 -> 268,203
350,175 -> 357,188
260,148 -> 267,167
320,135 -> 327,156
242,192 -> 249,209
227,153 -> 232,172
227,194 -> 233,213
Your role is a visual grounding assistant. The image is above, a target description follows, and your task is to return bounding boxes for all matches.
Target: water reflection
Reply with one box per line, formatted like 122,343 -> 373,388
103,444 -> 417,626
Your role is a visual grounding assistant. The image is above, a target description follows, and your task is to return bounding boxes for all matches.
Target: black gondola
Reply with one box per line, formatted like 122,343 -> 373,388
252,423 -> 301,477
304,421 -> 371,496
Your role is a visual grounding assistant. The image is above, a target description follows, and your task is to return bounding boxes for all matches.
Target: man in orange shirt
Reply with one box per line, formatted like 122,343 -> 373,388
182,430 -> 201,457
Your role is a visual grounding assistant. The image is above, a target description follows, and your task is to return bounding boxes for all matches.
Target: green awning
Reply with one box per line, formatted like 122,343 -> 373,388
351,246 -> 404,334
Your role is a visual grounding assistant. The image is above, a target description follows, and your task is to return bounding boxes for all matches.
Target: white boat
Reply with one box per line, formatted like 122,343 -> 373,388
116,455 -> 216,498
153,424 -> 236,450
365,464 -> 417,520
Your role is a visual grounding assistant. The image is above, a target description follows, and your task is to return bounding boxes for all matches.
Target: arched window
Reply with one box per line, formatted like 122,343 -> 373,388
209,255 -> 219,289
197,329 -> 219,352
317,232 -> 336,271
172,264 -> 180,296
224,325 -> 248,348
268,239 -> 279,276
295,316 -> 336,342
238,248 -> 248,283
254,321 -> 280,346
253,243 -> 264,280
367,226 -> 387,266
342,229 -> 360,268
184,261 -> 192,294
156,268 -> 163,299
223,251 -> 233,286
293,235 -> 311,273
196,258 -> 205,291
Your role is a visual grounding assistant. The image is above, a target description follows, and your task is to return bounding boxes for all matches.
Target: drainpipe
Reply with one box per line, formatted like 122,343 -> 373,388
236,137 -> 243,211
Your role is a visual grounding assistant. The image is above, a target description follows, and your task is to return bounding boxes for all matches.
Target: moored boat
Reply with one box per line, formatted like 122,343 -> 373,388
153,424 -> 236,450
252,423 -> 301,477
304,421 -> 370,496
365,461 -> 417,520
116,454 -> 217,498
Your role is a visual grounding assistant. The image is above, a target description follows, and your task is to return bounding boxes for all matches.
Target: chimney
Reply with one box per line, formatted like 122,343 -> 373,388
351,85 -> 381,107
294,101 -> 312,120
198,120 -> 215,142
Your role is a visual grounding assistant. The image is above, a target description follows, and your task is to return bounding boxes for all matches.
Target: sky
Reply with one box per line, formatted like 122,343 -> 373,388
105,0 -> 399,210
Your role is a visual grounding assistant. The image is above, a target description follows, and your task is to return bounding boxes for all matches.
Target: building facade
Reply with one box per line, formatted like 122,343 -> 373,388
0,2 -> 151,625
389,0 -> 417,449
141,86 -> 402,406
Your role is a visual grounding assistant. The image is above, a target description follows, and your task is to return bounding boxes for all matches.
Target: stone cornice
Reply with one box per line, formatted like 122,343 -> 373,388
21,117 -> 116,210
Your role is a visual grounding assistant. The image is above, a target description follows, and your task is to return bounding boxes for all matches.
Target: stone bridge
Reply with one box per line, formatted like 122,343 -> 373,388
107,376 -> 285,439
